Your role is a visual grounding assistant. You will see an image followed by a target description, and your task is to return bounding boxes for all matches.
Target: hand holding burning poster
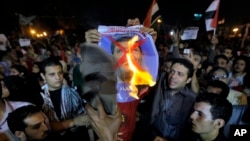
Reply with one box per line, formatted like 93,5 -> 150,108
98,25 -> 159,102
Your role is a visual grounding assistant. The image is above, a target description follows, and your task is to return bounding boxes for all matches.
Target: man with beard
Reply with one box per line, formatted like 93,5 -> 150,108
7,105 -> 63,141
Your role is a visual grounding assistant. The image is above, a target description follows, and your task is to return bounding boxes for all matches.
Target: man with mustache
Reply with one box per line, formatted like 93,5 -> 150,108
7,105 -> 62,141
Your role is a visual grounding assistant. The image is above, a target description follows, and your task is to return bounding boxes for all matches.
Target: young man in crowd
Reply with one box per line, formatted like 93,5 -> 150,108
40,57 -> 90,140
7,101 -> 122,141
186,93 -> 232,141
7,105 -> 62,141
151,58 -> 196,141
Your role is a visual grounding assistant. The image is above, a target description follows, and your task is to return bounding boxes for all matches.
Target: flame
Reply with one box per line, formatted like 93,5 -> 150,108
126,35 -> 156,99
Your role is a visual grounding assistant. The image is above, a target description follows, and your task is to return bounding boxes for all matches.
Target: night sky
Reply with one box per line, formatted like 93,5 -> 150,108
1,0 -> 249,35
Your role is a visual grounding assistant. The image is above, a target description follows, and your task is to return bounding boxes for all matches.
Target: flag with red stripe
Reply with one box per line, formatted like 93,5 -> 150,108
143,0 -> 160,27
205,0 -> 220,31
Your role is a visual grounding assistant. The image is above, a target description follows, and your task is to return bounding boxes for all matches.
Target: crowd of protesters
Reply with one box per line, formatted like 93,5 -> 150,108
0,17 -> 249,141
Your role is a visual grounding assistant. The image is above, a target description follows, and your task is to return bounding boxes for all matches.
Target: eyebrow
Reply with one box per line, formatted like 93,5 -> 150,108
194,109 -> 204,115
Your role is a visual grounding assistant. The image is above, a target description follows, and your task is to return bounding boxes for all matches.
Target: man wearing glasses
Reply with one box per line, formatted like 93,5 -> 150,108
209,67 -> 248,105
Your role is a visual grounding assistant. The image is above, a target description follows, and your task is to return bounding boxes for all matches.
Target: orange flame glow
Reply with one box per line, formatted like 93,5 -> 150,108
126,35 -> 156,99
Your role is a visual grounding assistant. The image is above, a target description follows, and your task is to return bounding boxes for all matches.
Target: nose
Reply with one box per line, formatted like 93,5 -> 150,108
41,122 -> 49,131
170,71 -> 178,79
190,111 -> 197,119
55,73 -> 60,80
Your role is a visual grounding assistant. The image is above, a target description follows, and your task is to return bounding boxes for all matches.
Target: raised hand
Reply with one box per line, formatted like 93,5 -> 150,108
86,97 -> 122,141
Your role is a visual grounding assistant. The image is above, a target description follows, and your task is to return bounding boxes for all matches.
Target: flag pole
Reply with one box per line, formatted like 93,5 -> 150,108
213,28 -> 216,36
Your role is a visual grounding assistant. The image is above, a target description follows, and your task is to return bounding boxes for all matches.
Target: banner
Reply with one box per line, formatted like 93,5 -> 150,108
19,39 -> 31,47
181,27 -> 199,40
98,25 -> 159,82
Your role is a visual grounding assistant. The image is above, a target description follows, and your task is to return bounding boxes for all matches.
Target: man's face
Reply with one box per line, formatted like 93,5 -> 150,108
193,54 -> 202,70
32,64 -> 40,73
216,58 -> 228,68
42,65 -> 63,91
10,68 -> 20,76
168,63 -> 191,91
24,112 -> 50,140
233,59 -> 246,73
190,102 -> 216,134
113,41 -> 143,77
212,69 -> 228,84
164,61 -> 172,73
223,49 -> 232,59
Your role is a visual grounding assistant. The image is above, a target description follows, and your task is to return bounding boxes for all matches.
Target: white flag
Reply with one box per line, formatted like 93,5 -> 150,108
205,0 -> 220,31
19,14 -> 36,26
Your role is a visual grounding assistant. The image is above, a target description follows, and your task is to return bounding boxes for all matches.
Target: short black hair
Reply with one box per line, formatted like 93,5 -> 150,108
223,46 -> 234,52
195,93 -> 232,124
209,66 -> 229,80
214,54 -> 229,64
207,80 -> 230,99
41,57 -> 62,74
193,51 -> 203,65
233,55 -> 250,73
7,105 -> 41,134
10,64 -> 29,78
171,58 -> 194,78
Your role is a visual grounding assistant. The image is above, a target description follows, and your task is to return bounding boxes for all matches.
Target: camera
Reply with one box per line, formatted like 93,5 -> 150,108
183,48 -> 190,54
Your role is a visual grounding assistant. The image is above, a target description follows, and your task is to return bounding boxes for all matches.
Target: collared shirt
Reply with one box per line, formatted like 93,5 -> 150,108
187,131 -> 229,141
151,72 -> 196,140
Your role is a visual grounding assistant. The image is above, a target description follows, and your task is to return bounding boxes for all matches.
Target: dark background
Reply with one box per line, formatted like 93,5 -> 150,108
0,0 -> 249,35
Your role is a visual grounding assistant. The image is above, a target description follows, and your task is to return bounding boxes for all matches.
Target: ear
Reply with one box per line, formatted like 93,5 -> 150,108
214,119 -> 225,129
186,77 -> 192,84
15,131 -> 26,141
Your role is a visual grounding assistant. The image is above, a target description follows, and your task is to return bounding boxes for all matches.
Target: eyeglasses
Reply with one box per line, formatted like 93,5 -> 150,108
212,74 -> 228,80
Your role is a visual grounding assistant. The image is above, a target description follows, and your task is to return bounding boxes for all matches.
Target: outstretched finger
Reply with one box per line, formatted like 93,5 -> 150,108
85,103 -> 97,120
95,96 -> 106,118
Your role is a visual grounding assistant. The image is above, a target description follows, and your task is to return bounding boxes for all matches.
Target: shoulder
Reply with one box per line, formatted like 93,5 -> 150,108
230,89 -> 245,96
7,100 -> 33,109
184,87 -> 197,99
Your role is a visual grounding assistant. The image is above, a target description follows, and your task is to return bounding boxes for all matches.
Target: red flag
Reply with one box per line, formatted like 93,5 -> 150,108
143,0 -> 159,27
205,0 -> 220,31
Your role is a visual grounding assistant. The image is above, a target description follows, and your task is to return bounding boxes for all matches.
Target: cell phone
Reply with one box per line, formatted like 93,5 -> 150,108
183,49 -> 190,54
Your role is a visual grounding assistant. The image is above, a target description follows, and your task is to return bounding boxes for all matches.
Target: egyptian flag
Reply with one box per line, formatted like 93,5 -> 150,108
205,0 -> 220,31
143,0 -> 161,27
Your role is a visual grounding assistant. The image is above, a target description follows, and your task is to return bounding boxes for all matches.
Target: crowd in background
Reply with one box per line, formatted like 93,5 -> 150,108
0,17 -> 250,141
